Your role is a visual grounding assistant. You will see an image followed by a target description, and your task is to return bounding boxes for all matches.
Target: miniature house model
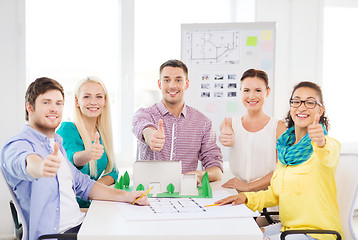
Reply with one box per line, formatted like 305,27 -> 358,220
133,160 -> 198,196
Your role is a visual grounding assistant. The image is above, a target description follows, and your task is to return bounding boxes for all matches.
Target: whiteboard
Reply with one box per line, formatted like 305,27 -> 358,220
181,22 -> 276,161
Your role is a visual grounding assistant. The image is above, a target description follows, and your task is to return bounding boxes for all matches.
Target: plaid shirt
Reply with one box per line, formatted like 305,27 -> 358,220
132,101 -> 223,173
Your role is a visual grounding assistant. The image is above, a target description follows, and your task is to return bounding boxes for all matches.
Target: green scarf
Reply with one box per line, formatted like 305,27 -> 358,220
277,125 -> 328,166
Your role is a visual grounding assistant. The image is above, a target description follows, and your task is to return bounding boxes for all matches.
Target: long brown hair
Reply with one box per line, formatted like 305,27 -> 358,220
240,69 -> 269,89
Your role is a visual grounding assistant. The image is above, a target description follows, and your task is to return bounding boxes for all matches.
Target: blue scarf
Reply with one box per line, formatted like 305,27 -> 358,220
277,125 -> 328,166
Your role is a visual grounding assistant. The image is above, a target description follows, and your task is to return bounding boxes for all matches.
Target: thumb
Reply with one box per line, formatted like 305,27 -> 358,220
224,118 -> 231,128
53,142 -> 59,156
94,132 -> 100,144
314,113 -> 320,125
158,119 -> 164,133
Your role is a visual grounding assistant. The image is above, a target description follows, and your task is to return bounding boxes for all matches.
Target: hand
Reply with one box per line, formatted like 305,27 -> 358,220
219,118 -> 234,147
308,113 -> 325,147
149,119 -> 165,151
130,191 -> 150,206
221,177 -> 250,192
42,142 -> 62,177
215,193 -> 247,206
90,132 -> 104,161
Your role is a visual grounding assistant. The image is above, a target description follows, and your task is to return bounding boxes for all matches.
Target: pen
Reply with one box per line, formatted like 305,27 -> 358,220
132,187 -> 153,204
204,203 -> 220,207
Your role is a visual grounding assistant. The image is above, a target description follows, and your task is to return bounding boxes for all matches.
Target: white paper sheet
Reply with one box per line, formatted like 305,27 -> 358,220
118,193 -> 259,221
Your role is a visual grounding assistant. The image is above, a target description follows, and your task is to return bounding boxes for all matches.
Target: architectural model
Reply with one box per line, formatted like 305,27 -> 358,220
115,160 -> 212,198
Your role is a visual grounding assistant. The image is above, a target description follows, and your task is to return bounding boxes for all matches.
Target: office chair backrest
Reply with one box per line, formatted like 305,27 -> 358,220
0,169 -> 28,240
336,153 -> 358,240
0,168 -> 16,240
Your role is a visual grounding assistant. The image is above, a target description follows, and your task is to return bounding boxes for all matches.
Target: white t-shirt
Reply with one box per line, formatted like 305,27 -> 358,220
49,139 -> 85,233
229,117 -> 278,183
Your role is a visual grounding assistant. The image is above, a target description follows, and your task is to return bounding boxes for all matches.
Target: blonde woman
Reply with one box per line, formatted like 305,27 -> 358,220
57,77 -> 118,208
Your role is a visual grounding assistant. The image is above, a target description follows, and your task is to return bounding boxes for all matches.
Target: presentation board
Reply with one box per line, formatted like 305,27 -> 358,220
181,22 -> 276,161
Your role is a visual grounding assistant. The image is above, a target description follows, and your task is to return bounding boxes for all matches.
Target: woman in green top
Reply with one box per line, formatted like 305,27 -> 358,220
57,77 -> 118,208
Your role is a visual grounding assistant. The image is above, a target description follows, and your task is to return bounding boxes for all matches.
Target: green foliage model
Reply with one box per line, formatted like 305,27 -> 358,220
123,171 -> 130,187
136,183 -> 145,191
166,183 -> 175,193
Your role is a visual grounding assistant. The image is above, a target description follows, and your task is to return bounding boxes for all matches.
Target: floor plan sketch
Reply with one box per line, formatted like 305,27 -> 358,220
149,198 -> 206,214
184,30 -> 240,64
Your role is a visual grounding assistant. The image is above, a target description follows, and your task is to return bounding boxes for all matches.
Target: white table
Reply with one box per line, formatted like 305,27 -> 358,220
78,181 -> 263,240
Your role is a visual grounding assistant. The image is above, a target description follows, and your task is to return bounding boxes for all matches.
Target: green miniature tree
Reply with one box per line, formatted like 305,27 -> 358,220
136,183 -> 145,191
202,171 -> 209,184
201,171 -> 212,198
166,183 -> 175,193
114,180 -> 120,189
118,176 -> 124,190
206,182 -> 212,198
123,171 -> 130,187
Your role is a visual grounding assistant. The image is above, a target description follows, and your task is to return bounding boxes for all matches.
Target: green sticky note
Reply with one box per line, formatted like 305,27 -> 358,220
246,36 -> 258,46
227,101 -> 238,112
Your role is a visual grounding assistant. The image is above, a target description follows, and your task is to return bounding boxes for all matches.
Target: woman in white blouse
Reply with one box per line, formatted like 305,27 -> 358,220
219,69 -> 286,193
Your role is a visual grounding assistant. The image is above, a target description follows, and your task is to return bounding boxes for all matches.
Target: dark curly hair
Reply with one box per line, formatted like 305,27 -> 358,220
284,81 -> 329,131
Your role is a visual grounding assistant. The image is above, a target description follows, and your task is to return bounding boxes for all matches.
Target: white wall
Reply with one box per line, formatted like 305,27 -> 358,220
118,0 -> 135,164
0,0 -> 26,237
256,0 -> 357,154
256,0 -> 323,120
0,0 -> 26,146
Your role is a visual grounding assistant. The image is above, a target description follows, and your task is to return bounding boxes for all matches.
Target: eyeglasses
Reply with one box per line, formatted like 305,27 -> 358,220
290,99 -> 322,109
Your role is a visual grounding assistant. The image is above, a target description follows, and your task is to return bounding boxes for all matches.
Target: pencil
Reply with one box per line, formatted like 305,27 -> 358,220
132,187 -> 153,204
204,203 -> 220,207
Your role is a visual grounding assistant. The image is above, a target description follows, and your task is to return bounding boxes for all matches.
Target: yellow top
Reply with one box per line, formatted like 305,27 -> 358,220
244,136 -> 343,240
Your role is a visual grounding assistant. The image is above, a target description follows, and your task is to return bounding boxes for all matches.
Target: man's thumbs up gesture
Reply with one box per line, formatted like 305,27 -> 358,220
90,131 -> 104,161
308,113 -> 325,147
219,118 -> 234,147
42,142 -> 62,177
148,119 -> 165,151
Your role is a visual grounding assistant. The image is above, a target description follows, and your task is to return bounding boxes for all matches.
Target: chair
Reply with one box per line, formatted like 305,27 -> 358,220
260,207 -> 279,224
280,153 -> 358,240
1,169 -> 77,240
0,168 -> 16,240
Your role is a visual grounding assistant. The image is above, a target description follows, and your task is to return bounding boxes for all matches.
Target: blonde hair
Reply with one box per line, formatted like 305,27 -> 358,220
74,77 -> 115,177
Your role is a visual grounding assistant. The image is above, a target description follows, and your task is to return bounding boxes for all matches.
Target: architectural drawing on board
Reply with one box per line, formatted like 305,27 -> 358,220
184,30 -> 240,65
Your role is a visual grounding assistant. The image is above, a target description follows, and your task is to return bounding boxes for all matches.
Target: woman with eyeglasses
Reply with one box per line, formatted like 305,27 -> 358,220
216,81 -> 342,240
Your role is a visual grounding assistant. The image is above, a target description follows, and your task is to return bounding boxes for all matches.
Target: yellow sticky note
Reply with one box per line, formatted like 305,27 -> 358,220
226,102 -> 238,112
246,36 -> 258,46
261,30 -> 272,41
